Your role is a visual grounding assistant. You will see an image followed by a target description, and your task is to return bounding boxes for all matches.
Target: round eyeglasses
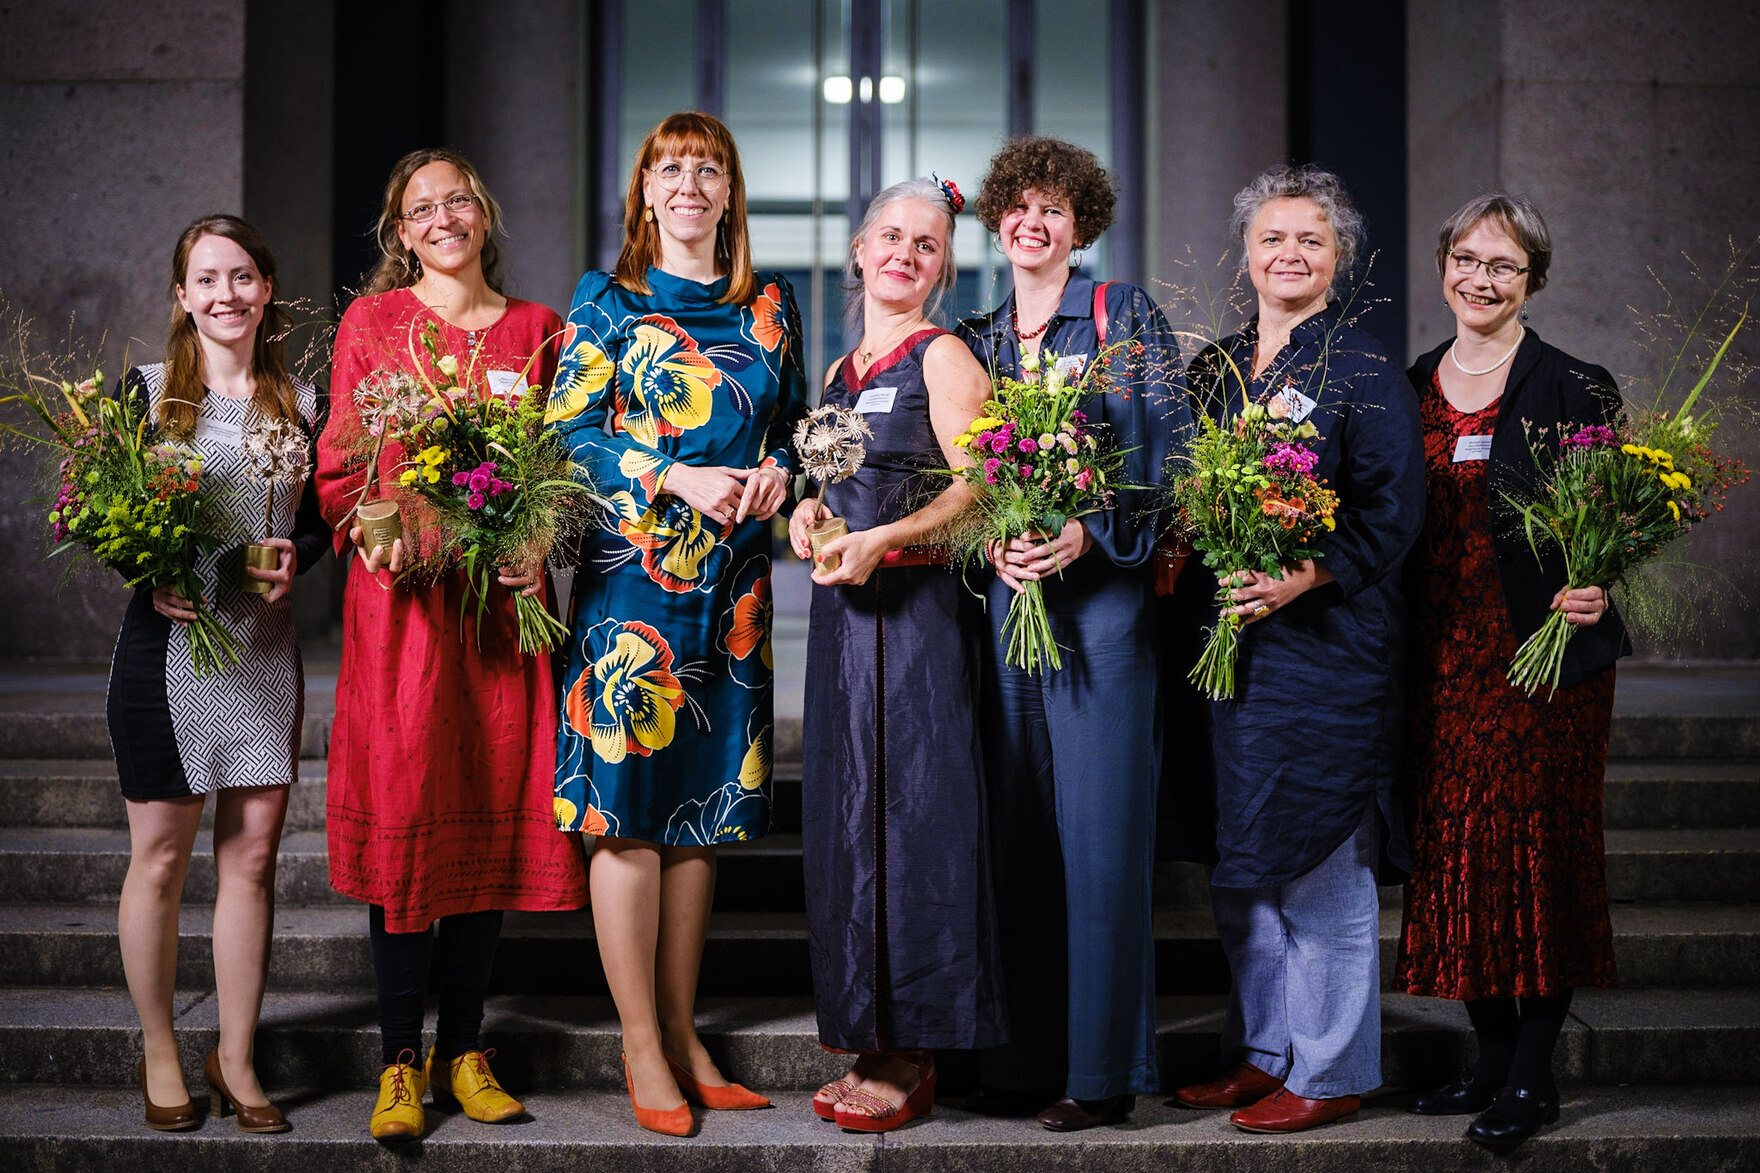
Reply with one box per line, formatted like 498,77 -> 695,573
1448,249 -> 1529,283
646,163 -> 728,193
400,193 -> 478,223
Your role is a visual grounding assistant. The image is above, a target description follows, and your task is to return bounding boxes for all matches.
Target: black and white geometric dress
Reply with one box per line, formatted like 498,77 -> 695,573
106,364 -> 329,800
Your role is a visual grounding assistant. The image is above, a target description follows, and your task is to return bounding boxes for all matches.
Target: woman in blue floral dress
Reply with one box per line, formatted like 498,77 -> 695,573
544,112 -> 807,1135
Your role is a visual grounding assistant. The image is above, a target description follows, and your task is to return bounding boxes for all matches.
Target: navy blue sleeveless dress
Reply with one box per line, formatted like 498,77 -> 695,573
801,329 -> 1006,1052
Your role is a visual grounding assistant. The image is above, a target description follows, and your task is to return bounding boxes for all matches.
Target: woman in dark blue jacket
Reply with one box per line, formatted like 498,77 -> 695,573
955,135 -> 1189,1132
1171,165 -> 1423,1135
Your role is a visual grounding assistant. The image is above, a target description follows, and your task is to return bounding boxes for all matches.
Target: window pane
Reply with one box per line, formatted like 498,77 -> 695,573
1034,0 -> 1110,277
726,1 -> 818,204
619,0 -> 697,172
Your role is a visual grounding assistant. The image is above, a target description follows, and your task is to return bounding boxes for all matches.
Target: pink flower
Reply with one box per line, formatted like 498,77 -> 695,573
1563,424 -> 1619,449
1075,468 -> 1093,491
452,471 -> 470,486
1263,442 -> 1318,477
983,457 -> 1001,476
990,434 -> 1010,455
467,492 -> 485,510
469,471 -> 490,493
1018,437 -> 1038,454
1018,463 -> 1034,477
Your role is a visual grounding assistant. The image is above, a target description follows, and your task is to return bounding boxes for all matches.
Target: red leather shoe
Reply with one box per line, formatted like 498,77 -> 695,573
1173,1061 -> 1284,1109
665,1053 -> 772,1110
1229,1089 -> 1360,1133
622,1054 -> 694,1137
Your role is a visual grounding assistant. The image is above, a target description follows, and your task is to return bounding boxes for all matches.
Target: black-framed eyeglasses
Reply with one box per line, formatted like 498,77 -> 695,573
1448,249 -> 1529,283
646,163 -> 728,193
401,193 -> 478,223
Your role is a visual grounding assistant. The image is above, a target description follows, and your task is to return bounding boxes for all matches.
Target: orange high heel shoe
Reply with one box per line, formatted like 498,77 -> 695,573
665,1053 -> 771,1110
623,1054 -> 694,1136
138,1056 -> 199,1132
813,1076 -> 857,1120
833,1053 -> 936,1133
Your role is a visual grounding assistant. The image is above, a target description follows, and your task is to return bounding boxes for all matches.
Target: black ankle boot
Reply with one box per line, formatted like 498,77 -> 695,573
1465,1086 -> 1559,1153
1412,1069 -> 1502,1116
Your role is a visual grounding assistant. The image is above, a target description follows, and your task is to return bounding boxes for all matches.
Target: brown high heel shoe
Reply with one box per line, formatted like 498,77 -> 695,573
205,1048 -> 289,1133
665,1053 -> 771,1110
138,1056 -> 199,1131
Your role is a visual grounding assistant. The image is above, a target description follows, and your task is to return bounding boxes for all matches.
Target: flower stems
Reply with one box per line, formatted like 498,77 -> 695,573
1189,583 -> 1245,700
1507,606 -> 1575,698
1000,580 -> 1061,672
515,593 -> 570,656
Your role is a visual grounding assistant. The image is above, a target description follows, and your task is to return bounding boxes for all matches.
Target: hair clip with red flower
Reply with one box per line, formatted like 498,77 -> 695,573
933,174 -> 965,215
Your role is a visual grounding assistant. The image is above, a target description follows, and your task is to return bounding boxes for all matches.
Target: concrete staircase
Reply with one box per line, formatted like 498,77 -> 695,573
0,661 -> 1756,1171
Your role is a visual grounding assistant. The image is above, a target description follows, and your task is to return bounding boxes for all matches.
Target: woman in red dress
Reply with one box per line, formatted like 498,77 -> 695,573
1396,193 -> 1627,1154
315,148 -> 587,1141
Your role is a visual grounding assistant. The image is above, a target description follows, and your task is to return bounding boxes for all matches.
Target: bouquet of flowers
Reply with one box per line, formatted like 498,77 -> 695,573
1504,307 -> 1750,696
950,347 -> 1126,672
354,322 -> 591,654
1167,398 -> 1338,700
1,370 -> 240,675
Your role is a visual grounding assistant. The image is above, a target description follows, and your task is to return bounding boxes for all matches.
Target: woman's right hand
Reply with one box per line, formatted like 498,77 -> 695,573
349,522 -> 405,574
663,462 -> 766,528
151,585 -> 199,626
789,498 -> 832,558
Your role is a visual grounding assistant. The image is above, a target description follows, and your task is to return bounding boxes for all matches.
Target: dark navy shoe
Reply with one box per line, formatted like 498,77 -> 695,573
1465,1086 -> 1560,1152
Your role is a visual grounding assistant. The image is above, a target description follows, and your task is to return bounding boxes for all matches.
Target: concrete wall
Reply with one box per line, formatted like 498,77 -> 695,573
1408,0 -> 1760,658
1147,0 -> 1287,336
0,0 -> 248,662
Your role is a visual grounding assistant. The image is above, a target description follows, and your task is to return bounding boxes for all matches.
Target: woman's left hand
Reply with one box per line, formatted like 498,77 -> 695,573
245,537 -> 297,603
735,464 -> 791,523
498,557 -> 545,599
1225,560 -> 1334,623
1551,584 -> 1608,627
999,518 -> 1092,581
810,525 -> 895,587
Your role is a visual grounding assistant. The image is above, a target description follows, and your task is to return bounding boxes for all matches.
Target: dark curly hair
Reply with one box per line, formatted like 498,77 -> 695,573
974,136 -> 1117,248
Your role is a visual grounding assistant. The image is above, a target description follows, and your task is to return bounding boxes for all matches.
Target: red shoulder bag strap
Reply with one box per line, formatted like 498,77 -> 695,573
1093,281 -> 1112,346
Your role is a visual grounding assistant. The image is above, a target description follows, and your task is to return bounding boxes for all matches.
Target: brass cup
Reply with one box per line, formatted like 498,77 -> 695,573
356,499 -> 403,558
807,517 -> 849,574
239,543 -> 278,594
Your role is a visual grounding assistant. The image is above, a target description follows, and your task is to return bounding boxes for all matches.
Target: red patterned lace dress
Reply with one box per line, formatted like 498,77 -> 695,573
1395,372 -> 1618,999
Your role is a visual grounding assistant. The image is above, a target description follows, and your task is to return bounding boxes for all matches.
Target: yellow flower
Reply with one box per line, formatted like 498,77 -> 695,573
1322,516 -> 1337,531
1668,500 -> 1682,521
399,468 -> 419,486
419,445 -> 447,466
965,416 -> 1004,433
423,465 -> 440,483
953,433 -> 973,449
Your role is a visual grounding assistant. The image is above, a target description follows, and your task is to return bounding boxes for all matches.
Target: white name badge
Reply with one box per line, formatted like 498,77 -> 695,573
1054,353 -> 1088,380
194,416 -> 244,448
1453,434 -> 1493,462
854,386 -> 897,414
486,369 -> 524,398
1272,384 -> 1318,423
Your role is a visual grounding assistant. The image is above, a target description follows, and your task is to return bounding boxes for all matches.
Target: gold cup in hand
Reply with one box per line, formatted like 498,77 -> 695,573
807,517 -> 849,573
357,499 -> 403,558
239,543 -> 278,594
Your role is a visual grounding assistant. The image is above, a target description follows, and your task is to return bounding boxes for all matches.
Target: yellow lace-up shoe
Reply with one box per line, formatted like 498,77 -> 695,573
369,1050 -> 427,1141
426,1047 -> 526,1123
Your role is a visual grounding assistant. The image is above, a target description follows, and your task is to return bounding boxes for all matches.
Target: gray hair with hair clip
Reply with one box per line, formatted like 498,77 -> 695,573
845,175 -> 961,321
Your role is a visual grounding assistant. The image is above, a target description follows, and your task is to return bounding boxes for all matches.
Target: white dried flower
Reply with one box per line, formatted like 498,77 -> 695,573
242,414 -> 312,484
793,404 -> 873,487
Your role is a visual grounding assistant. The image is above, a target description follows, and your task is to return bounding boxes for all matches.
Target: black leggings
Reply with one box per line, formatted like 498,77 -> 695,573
1465,990 -> 1574,1095
369,905 -> 504,1066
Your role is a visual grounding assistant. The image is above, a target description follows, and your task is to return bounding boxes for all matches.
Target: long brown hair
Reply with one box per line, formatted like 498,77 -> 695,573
614,111 -> 755,307
361,147 -> 507,297
160,214 -> 300,437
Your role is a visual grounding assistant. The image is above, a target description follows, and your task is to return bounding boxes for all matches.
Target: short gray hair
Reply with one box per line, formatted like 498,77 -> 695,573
846,177 -> 959,321
1436,192 -> 1552,295
1230,164 -> 1365,297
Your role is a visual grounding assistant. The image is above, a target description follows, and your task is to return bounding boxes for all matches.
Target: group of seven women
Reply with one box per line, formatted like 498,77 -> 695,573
108,110 -> 1623,1158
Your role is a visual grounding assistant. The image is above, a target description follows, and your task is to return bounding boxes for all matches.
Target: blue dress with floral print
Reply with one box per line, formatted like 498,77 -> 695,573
545,267 -> 807,844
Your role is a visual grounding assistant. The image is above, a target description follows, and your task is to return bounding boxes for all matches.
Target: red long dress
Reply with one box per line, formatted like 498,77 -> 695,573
1395,373 -> 1617,999
315,289 -> 586,932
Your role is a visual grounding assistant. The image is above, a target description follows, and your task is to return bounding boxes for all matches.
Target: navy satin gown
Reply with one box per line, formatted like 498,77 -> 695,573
801,329 -> 1006,1052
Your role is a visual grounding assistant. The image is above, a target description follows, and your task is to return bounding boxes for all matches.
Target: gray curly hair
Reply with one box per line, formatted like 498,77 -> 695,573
1230,164 -> 1366,298
846,177 -> 960,321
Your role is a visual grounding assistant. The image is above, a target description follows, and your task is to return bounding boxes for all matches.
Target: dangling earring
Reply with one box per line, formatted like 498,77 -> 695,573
1520,301 -> 1531,323
991,233 -> 1005,256
644,207 -> 654,223
1069,246 -> 1085,269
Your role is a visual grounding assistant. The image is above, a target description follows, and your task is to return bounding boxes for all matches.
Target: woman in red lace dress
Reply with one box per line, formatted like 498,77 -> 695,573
1397,193 -> 1630,1154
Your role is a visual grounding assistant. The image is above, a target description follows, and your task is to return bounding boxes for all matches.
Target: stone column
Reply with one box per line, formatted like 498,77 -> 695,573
0,0 -> 247,661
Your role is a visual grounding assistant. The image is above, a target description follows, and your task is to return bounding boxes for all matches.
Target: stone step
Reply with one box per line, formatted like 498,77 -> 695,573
0,760 -> 806,835
1,986 -> 1756,1092
0,1083 -> 1754,1172
1,902 -> 1753,995
5,826 -> 1755,910
1604,759 -> 1760,829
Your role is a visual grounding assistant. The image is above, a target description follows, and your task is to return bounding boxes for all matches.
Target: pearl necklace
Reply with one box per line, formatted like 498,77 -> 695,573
1450,327 -> 1524,377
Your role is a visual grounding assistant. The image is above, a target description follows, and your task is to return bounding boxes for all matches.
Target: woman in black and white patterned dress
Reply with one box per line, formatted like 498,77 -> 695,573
108,215 -> 327,1133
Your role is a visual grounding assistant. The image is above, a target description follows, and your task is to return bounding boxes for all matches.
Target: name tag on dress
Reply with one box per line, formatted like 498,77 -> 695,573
1054,353 -> 1088,380
1453,434 -> 1493,462
486,369 -> 524,398
855,386 -> 897,414
1271,383 -> 1318,423
194,416 -> 244,448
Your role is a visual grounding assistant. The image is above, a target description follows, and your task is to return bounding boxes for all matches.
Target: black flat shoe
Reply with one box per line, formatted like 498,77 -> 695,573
963,1086 -> 1060,1118
1036,1094 -> 1135,1132
1412,1070 -> 1502,1116
1465,1086 -> 1560,1153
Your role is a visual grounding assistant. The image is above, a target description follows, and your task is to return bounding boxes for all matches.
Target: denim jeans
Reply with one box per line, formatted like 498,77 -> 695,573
1209,805 -> 1381,1098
